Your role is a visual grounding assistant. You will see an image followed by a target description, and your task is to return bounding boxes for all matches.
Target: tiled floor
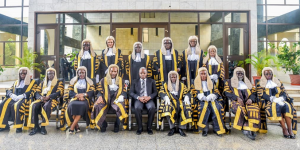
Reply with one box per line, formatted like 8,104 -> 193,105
0,123 -> 299,149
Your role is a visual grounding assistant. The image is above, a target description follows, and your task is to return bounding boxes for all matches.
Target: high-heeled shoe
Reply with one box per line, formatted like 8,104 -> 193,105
75,127 -> 81,133
69,129 -> 75,134
289,134 -> 296,139
283,135 -> 290,138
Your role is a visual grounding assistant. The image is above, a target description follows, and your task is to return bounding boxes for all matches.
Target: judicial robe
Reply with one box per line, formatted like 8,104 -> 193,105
99,49 -> 124,79
73,51 -> 100,79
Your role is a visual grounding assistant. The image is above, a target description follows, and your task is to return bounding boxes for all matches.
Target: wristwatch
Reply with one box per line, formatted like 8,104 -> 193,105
84,93 -> 87,97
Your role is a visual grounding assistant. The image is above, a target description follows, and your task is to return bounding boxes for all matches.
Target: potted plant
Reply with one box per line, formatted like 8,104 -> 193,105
274,42 -> 300,85
243,49 -> 281,83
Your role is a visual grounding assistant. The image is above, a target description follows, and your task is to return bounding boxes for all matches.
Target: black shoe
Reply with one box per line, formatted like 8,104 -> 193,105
168,128 -> 176,136
0,125 -> 10,132
289,135 -> 296,139
284,135 -> 290,139
246,132 -> 255,140
29,127 -> 41,136
101,121 -> 107,133
251,131 -> 257,137
147,129 -> 153,135
213,131 -> 222,137
41,126 -> 47,135
202,131 -> 208,137
178,128 -> 186,137
16,128 -> 22,133
136,129 -> 142,135
113,119 -> 120,133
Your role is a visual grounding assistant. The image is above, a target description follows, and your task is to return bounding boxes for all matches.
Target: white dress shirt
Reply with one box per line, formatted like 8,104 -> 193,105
237,81 -> 248,90
165,49 -> 172,60
106,48 -> 115,56
82,51 -> 91,59
135,53 -> 141,62
187,47 -> 199,61
202,81 -> 209,92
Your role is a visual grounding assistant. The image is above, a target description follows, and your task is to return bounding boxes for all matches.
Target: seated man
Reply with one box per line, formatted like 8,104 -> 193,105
192,67 -> 226,137
129,67 -> 157,135
224,67 -> 260,140
158,71 -> 192,137
0,67 -> 38,133
92,64 -> 128,133
256,67 -> 297,139
27,68 -> 64,135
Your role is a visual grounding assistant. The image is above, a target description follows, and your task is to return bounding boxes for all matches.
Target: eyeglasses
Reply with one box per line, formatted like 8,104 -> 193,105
47,73 -> 55,75
19,73 -> 27,75
264,73 -> 273,76
236,72 -> 244,75
83,43 -> 90,47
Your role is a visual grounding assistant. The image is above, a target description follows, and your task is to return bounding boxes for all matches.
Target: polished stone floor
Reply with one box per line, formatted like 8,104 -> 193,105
0,123 -> 299,150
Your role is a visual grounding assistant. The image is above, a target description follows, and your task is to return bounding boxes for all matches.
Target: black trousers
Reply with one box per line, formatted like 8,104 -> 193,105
134,99 -> 156,130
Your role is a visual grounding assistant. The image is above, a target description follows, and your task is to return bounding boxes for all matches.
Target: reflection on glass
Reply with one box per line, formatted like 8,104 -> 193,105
0,7 -> 22,23
4,42 -> 21,65
84,13 -> 110,23
224,13 -> 247,23
23,7 -> 29,23
22,25 -> 28,41
228,60 -> 245,79
200,24 -> 223,56
257,42 -> 266,53
171,24 -> 198,53
257,5 -> 266,23
0,0 -> 4,6
267,25 -> 300,42
40,60 -> 56,77
60,25 -> 82,56
142,28 -> 165,55
257,25 -> 266,41
228,28 -> 244,56
199,12 -> 222,23
141,12 -> 168,22
60,13 -> 82,23
257,0 -> 265,4
115,28 -> 138,55
40,29 -> 55,55
6,0 -> 22,6
171,13 -> 198,22
112,13 -> 139,22
0,26 -> 22,41
83,24 -> 110,54
24,0 -> 29,5
37,14 -> 59,24
267,6 -> 299,23
0,42 -> 3,65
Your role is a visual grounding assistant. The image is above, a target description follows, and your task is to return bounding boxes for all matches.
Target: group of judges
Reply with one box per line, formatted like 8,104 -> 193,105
0,36 -> 297,140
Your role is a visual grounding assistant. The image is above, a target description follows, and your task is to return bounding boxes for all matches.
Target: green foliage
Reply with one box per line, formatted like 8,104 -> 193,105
4,39 -> 16,65
273,42 -> 300,75
67,51 -> 79,67
13,48 -> 41,72
243,49 -> 281,76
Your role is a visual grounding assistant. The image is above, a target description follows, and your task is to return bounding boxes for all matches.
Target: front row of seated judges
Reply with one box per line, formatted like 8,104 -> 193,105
0,66 -> 297,139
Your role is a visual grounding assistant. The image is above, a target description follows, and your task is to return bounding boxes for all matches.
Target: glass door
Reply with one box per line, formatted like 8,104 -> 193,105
36,25 -> 59,78
224,24 -> 249,79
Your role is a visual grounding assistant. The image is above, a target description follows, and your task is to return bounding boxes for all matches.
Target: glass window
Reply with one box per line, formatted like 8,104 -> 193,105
286,0 -> 300,4
228,27 -> 244,56
22,25 -> 28,41
257,25 -> 266,41
4,42 -> 21,65
0,42 -> 3,65
225,12 -> 247,23
24,0 -> 29,6
112,13 -> 139,22
257,41 -> 266,53
0,0 -> 4,6
142,27 -> 166,55
83,24 -> 110,54
200,24 -> 223,56
0,7 -> 22,23
141,12 -> 168,22
170,24 -> 198,53
84,13 -> 110,23
60,13 -> 82,24
6,0 -> 22,6
267,6 -> 300,23
257,5 -> 266,23
0,26 -> 22,41
37,14 -> 59,24
267,0 -> 284,4
199,12 -> 222,23
170,12 -> 198,22
268,25 -> 300,42
60,25 -> 82,56
39,29 -> 56,56
23,7 -> 29,23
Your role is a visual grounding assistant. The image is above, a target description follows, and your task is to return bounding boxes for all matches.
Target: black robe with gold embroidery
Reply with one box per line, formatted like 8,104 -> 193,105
91,77 -> 128,130
153,49 -> 182,90
158,81 -> 192,128
224,79 -> 260,132
0,79 -> 37,130
203,60 -> 225,89
59,81 -> 95,129
99,49 -> 124,79
191,83 -> 226,134
27,79 -> 64,128
181,49 -> 204,90
125,54 -> 152,90
74,51 -> 100,79
256,80 -> 297,134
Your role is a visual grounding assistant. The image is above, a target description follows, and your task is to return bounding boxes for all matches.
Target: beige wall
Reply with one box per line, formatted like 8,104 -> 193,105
86,24 -> 110,55
170,24 -> 197,53
115,28 -> 138,55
